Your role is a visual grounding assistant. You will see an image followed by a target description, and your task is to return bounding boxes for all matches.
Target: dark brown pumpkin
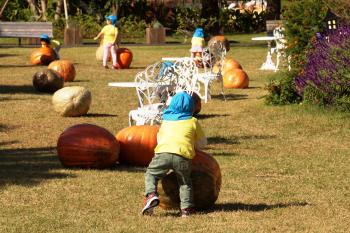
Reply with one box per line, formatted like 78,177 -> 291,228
48,60 -> 76,82
115,125 -> 159,166
32,69 -> 64,93
30,47 -> 57,66
158,150 -> 222,210
57,124 -> 119,168
191,92 -> 201,115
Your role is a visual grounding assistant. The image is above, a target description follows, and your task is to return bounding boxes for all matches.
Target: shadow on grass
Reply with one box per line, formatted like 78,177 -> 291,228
0,147 -> 75,188
0,53 -> 18,58
196,113 -> 229,119
0,64 -> 35,68
0,85 -> 37,94
212,94 -> 248,101
71,79 -> 90,83
212,151 -> 238,156
0,140 -> 20,146
208,202 -> 309,212
83,113 -> 118,118
208,136 -> 239,145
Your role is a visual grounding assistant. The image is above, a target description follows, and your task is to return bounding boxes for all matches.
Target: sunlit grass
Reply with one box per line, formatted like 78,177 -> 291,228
0,40 -> 349,232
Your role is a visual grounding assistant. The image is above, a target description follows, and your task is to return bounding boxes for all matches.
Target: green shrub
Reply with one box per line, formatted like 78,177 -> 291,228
264,71 -> 302,105
118,16 -> 147,39
282,0 -> 328,69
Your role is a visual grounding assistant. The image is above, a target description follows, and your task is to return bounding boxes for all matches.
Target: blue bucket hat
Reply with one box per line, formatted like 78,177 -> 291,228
40,34 -> 50,41
105,15 -> 117,25
193,27 -> 204,38
163,92 -> 194,121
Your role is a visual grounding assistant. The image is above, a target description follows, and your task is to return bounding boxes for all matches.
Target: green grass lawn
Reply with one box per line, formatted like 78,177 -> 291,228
0,41 -> 349,232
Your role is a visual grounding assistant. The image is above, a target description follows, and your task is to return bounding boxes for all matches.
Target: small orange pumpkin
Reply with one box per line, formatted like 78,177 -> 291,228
223,68 -> 249,89
222,58 -> 243,74
158,150 -> 222,210
30,47 -> 57,65
208,35 -> 230,52
116,125 -> 159,166
57,124 -> 120,169
48,60 -> 76,82
113,48 -> 133,69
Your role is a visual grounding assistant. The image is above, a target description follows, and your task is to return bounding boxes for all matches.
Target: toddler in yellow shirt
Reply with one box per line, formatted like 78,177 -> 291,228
94,15 -> 119,69
142,91 -> 207,217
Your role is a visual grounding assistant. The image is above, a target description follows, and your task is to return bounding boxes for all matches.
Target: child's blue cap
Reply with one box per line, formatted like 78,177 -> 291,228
163,92 -> 194,121
159,61 -> 174,79
40,34 -> 50,41
193,27 -> 204,38
105,15 -> 117,25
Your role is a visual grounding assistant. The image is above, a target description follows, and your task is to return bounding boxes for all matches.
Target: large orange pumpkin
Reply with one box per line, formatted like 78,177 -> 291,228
48,60 -> 76,82
222,58 -> 243,75
158,150 -> 221,210
113,48 -> 133,69
57,124 -> 120,169
208,35 -> 230,52
223,68 -> 249,89
116,125 -> 159,166
30,47 -> 57,65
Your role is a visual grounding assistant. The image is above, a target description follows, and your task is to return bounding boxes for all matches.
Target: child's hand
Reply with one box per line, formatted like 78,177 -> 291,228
93,37 -> 98,40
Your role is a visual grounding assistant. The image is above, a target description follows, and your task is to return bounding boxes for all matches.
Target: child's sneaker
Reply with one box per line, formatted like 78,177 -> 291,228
142,192 -> 159,216
181,207 -> 196,217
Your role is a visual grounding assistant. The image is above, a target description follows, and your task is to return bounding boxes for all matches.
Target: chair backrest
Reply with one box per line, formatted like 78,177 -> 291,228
273,26 -> 287,50
134,61 -> 177,108
203,41 -> 226,74
172,57 -> 200,95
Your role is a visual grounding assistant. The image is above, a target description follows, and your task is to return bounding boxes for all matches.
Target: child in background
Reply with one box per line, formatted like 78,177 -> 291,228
142,92 -> 207,217
190,27 -> 205,67
40,34 -> 61,60
94,15 -> 119,69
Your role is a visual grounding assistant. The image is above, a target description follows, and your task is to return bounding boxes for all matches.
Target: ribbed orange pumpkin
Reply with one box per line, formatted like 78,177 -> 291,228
223,68 -> 249,89
222,58 -> 243,75
208,35 -> 230,52
116,125 -> 159,166
113,48 -> 133,69
30,47 -> 56,65
158,150 -> 221,210
48,60 -> 76,82
57,124 -> 120,169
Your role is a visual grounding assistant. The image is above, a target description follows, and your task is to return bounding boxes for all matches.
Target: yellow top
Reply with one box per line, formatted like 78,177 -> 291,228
101,25 -> 118,45
191,37 -> 205,47
154,118 -> 206,159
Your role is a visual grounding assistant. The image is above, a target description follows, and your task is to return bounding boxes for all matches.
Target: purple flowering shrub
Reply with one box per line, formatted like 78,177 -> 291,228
295,25 -> 350,110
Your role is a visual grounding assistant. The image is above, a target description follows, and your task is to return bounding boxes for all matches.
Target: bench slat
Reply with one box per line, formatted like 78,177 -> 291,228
0,22 -> 53,38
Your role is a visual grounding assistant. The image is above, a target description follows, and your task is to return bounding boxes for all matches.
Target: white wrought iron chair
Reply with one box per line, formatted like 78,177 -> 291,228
128,61 -> 176,126
272,26 -> 291,72
195,41 -> 227,103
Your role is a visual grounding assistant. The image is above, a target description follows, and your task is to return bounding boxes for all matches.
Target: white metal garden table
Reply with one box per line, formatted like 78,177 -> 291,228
251,36 -> 276,71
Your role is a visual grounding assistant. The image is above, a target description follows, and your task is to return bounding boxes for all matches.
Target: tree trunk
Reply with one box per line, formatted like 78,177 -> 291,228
55,0 -> 63,20
27,0 -> 40,20
41,0 -> 47,21
201,0 -> 220,35
266,0 -> 281,20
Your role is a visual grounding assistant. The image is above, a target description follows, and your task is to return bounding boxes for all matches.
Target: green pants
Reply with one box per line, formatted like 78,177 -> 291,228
145,152 -> 193,209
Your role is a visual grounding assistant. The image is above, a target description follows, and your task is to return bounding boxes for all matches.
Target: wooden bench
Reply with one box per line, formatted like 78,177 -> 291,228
0,22 -> 53,46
